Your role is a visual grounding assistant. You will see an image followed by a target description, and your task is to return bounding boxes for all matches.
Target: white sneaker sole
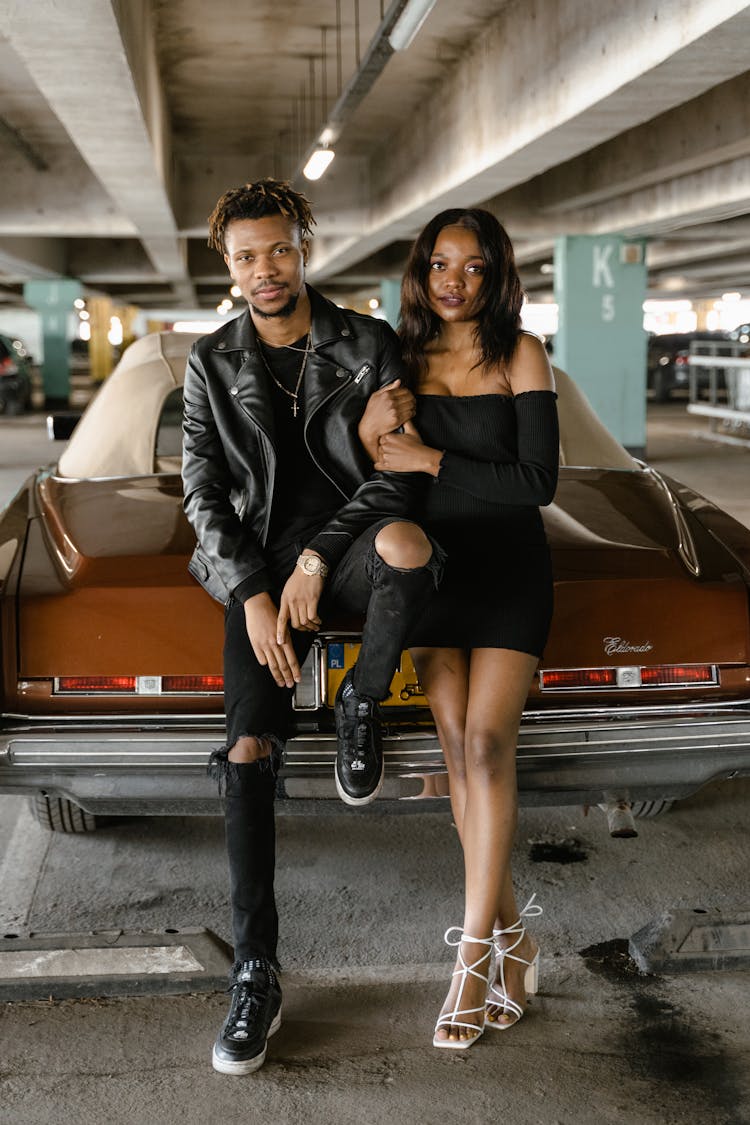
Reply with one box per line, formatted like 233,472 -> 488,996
334,755 -> 384,807
211,1009 -> 281,1075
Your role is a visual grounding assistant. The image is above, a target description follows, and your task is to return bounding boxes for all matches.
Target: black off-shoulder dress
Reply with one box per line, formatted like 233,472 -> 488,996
408,390 -> 559,658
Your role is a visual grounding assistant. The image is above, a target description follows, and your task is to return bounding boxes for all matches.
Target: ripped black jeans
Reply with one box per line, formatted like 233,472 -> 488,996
210,517 -> 443,964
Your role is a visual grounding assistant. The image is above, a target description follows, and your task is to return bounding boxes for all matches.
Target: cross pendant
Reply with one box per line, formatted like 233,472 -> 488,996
292,398 -> 298,418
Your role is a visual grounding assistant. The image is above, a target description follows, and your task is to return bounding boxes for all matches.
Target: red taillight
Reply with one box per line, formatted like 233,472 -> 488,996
540,668 -> 617,689
57,676 -> 136,693
162,674 -> 224,693
54,674 -> 223,695
640,664 -> 715,686
540,664 -> 718,691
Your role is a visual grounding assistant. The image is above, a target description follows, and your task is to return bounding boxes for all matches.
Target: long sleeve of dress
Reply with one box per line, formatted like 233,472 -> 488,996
435,390 -> 559,506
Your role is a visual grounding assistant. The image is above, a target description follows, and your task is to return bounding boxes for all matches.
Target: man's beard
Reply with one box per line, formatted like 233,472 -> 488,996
250,290 -> 300,320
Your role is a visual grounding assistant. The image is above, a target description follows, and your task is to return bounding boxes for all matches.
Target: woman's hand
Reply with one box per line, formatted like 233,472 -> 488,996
358,379 -> 416,462
375,424 -> 443,476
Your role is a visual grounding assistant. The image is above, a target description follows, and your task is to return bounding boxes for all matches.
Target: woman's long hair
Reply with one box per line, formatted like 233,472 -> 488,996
399,208 -> 523,383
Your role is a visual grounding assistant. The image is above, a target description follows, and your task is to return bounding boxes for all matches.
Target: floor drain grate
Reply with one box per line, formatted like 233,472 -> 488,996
0,928 -> 232,1001
629,909 -> 750,973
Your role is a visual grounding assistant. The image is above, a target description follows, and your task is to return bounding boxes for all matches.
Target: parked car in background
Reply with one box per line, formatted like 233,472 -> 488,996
728,323 -> 750,345
1,332 -> 749,835
647,331 -> 731,401
0,333 -> 34,415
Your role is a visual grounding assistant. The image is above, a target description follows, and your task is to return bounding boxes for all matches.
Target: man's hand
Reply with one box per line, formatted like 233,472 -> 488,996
244,592 -> 301,688
358,379 -> 416,461
277,553 -> 325,641
374,422 -> 443,476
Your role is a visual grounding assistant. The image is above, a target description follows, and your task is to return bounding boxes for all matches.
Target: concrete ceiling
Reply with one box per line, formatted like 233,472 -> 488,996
2,0 -> 750,311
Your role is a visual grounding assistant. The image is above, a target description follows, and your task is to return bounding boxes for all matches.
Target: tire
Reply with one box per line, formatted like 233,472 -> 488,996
630,798 -> 674,819
650,368 -> 671,403
30,793 -> 98,833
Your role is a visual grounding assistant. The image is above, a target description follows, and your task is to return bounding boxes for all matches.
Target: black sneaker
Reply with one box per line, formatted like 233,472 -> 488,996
212,958 -> 282,1075
334,667 -> 384,806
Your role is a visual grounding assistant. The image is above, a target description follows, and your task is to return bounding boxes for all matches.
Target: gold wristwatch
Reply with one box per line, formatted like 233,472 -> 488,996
296,553 -> 329,578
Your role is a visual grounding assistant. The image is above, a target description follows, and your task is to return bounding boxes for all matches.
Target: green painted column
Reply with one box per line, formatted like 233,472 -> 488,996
554,236 -> 647,456
380,279 -> 401,330
24,279 -> 83,408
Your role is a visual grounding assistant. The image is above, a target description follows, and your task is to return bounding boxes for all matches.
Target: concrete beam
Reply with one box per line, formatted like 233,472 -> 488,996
532,71 -> 750,214
310,0 -> 750,279
0,149 -> 137,238
647,237 -> 750,269
585,156 -> 750,237
177,154 -> 370,241
650,254 -> 750,283
0,237 -> 66,280
3,0 -> 195,302
484,154 -> 750,246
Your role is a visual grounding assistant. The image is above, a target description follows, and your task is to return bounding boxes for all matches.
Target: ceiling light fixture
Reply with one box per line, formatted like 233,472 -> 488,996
303,147 -> 336,181
293,0 -> 436,185
388,0 -> 437,51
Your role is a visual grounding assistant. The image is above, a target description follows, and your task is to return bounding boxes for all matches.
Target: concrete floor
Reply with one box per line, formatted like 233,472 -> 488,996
1,402 -> 749,1125
645,402 -> 750,529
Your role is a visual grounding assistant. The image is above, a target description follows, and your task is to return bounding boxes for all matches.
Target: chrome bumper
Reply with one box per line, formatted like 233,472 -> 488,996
1,702 -> 750,812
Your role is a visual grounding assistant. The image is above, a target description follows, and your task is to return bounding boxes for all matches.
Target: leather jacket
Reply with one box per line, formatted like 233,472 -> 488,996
182,285 -> 419,604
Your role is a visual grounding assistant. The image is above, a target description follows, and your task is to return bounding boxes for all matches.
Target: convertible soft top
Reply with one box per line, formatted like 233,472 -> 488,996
55,329 -> 636,480
58,331 -> 202,480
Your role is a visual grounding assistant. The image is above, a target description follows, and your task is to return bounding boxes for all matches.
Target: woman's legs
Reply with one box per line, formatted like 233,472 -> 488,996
412,645 -> 539,1041
410,647 -> 470,831
462,649 -> 539,1028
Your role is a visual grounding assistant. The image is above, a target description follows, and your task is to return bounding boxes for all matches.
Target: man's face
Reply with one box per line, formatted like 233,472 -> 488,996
223,215 -> 309,320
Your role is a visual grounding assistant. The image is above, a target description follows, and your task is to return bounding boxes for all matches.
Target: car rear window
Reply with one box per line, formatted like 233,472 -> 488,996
155,387 -> 184,460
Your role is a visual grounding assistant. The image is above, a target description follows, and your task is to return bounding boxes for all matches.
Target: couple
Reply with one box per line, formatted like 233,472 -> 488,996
181,178 -> 559,1074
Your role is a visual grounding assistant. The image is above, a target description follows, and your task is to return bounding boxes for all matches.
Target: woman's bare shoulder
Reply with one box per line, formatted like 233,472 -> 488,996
508,332 -> 555,393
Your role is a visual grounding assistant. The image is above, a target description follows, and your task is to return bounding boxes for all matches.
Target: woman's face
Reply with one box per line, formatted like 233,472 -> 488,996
427,224 -> 486,323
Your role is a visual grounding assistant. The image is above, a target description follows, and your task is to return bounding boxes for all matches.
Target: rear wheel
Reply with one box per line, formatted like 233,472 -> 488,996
30,793 -> 98,833
631,798 -> 674,819
650,368 -> 671,403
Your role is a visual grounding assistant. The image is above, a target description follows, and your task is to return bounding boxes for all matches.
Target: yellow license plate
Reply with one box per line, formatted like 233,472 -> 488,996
326,642 -> 426,706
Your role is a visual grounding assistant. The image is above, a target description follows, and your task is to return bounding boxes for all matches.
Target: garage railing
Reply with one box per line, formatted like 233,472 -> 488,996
687,342 -> 750,447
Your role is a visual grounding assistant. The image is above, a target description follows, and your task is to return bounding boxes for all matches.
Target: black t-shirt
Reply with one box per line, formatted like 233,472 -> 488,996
258,335 -> 343,554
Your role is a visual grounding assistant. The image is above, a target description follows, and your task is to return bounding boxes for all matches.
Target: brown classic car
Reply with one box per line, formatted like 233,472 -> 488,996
1,331 -> 749,833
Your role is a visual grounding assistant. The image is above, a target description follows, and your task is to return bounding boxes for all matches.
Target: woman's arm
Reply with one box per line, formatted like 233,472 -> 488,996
375,335 -> 559,505
357,380 -> 416,461
435,391 -> 559,505
437,333 -> 558,504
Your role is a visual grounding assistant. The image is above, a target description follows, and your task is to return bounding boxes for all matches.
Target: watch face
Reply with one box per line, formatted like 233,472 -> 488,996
302,556 -> 318,574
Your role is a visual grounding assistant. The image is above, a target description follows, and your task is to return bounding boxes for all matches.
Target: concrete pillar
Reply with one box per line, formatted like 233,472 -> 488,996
118,304 -> 139,351
88,296 -> 114,383
692,298 -> 714,331
23,279 -> 82,408
554,235 -> 647,457
380,279 -> 401,330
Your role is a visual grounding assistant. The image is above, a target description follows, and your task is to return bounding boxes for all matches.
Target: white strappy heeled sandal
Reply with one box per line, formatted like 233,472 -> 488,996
486,894 -> 542,1031
433,928 -> 494,1050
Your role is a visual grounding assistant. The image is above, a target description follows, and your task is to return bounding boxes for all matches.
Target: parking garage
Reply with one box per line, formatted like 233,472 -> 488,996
1,2 -> 750,1121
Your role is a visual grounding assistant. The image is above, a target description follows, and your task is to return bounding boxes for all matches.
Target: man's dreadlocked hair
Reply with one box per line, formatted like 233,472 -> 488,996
207,178 -> 316,255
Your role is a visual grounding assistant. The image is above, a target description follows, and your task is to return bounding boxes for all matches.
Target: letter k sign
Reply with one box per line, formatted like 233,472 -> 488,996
592,243 -> 614,288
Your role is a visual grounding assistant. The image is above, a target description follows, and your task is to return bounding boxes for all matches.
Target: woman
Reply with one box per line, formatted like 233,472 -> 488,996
360,208 -> 558,1049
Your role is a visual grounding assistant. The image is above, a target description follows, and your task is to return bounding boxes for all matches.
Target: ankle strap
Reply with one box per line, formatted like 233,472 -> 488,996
493,893 -> 542,938
444,927 -> 495,949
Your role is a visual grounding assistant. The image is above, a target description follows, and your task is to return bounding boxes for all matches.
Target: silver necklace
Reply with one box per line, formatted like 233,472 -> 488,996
257,332 -> 311,418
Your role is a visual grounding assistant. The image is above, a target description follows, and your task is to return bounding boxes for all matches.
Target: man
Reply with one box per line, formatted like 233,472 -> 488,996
182,179 -> 441,1075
